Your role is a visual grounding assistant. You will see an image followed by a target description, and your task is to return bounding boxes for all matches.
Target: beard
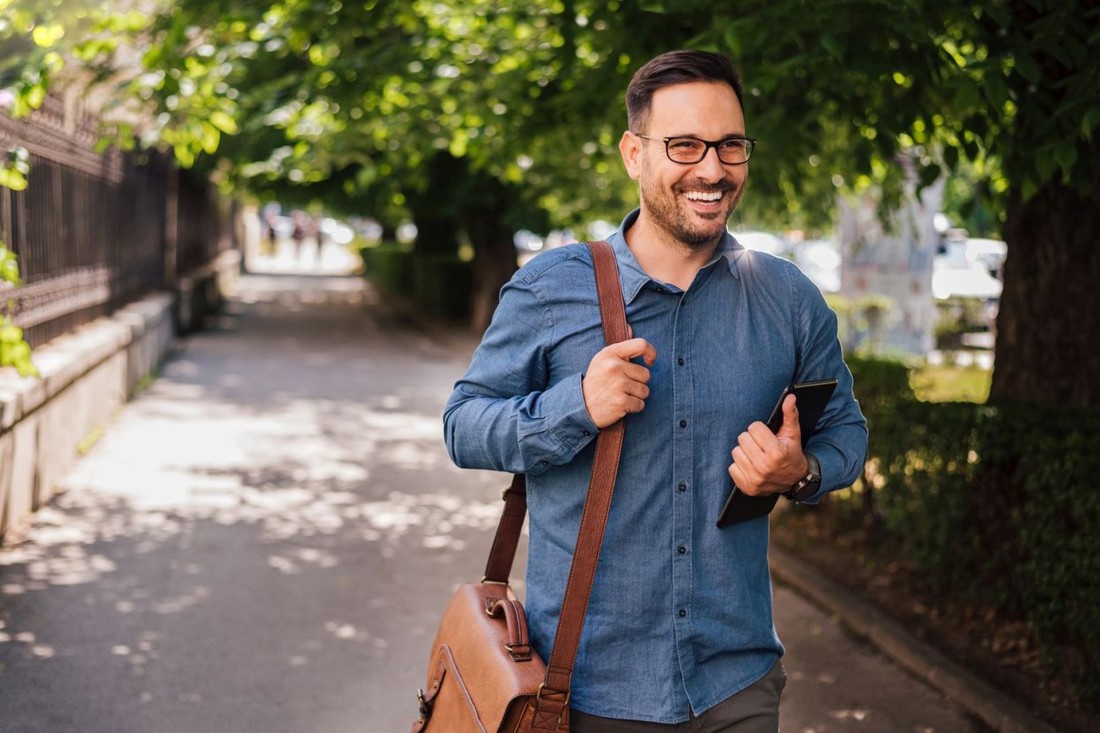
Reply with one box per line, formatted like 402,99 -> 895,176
639,176 -> 744,251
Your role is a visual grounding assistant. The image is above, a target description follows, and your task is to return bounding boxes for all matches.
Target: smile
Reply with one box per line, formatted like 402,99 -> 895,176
683,190 -> 724,203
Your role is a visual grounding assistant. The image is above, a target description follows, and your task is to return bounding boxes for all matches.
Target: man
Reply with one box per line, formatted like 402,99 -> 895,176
443,50 -> 867,732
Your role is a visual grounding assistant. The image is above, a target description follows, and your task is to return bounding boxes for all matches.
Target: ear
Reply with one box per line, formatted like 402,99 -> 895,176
619,131 -> 642,181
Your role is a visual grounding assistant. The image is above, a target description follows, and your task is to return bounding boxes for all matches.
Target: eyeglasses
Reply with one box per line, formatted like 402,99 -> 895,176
634,134 -> 756,165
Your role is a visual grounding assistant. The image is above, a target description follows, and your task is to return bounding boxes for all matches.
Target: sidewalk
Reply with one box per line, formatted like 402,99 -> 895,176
0,256 -> 1033,732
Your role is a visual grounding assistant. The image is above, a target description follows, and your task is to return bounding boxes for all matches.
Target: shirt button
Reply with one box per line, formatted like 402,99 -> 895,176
677,482 -> 687,492
677,357 -> 685,366
582,429 -> 591,437
679,420 -> 687,428
677,546 -> 687,555
678,609 -> 687,618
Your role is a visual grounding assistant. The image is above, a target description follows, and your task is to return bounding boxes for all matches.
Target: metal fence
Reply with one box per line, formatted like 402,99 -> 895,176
0,94 -> 229,348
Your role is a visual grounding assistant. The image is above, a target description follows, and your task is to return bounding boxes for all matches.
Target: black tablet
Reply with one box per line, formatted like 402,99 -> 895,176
716,378 -> 838,528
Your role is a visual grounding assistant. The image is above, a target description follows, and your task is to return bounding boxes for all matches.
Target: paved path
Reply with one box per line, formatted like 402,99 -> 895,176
0,257 -> 983,732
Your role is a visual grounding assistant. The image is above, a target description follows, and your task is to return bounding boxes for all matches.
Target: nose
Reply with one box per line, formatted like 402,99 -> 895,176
693,145 -> 727,181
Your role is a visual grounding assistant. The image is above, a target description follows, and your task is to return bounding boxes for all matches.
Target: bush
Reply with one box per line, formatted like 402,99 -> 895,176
868,399 -> 1100,707
358,245 -> 472,321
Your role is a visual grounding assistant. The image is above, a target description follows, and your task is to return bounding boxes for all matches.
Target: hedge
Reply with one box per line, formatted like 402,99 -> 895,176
842,356 -> 1100,707
359,244 -> 472,321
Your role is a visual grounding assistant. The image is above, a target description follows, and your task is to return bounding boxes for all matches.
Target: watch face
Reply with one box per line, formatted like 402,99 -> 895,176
789,479 -> 820,503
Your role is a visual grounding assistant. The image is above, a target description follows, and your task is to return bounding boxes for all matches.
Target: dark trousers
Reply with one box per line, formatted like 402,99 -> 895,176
570,660 -> 786,733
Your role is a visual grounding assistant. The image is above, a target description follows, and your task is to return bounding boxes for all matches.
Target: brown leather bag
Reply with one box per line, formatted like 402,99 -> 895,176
412,240 -> 629,733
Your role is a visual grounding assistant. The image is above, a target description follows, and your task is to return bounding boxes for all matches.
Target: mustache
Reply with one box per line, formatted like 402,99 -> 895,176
674,180 -> 736,193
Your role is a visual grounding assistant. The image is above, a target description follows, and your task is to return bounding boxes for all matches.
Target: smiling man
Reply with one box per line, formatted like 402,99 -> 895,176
443,50 -> 867,732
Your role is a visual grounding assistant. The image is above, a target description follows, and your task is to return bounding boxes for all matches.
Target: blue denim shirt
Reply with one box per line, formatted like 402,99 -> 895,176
443,210 -> 867,723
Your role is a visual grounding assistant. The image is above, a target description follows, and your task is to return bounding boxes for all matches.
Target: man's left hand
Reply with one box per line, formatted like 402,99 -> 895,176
728,393 -> 809,496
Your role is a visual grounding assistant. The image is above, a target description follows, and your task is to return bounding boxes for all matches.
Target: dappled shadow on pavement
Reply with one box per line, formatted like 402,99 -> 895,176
0,272 -> 506,733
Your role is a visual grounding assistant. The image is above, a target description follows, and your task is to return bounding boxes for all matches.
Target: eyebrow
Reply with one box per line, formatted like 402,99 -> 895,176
662,132 -> 748,139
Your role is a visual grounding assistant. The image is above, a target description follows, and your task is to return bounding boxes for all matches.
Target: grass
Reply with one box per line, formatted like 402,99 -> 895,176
910,363 -> 991,403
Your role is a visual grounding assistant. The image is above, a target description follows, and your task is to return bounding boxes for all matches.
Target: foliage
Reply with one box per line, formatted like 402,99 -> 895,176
3,0 -> 1099,399
0,243 -> 36,376
827,355 -> 1099,708
868,400 -> 1100,707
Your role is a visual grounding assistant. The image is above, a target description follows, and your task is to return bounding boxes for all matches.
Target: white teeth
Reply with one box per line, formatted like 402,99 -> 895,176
685,191 -> 722,202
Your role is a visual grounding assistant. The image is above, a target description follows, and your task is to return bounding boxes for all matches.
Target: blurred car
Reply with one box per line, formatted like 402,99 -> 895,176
932,240 -> 1003,300
964,237 -> 1007,277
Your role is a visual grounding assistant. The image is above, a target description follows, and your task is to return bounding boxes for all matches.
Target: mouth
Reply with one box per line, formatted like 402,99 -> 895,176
680,187 -> 730,213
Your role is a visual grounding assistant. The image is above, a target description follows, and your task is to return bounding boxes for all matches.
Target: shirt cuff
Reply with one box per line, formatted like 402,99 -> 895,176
529,373 -> 600,473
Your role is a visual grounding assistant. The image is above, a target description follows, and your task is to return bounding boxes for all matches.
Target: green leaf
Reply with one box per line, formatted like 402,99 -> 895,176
1013,54 -> 1041,85
982,75 -> 1011,111
31,23 -> 64,48
0,168 -> 28,191
209,110 -> 239,135
821,36 -> 843,62
1053,143 -> 1077,180
200,124 -> 221,154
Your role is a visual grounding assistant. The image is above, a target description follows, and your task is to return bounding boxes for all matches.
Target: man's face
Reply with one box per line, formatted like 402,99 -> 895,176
620,81 -> 748,250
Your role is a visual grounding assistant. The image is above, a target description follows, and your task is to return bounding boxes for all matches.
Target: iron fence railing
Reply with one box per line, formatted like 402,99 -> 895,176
0,94 -> 229,348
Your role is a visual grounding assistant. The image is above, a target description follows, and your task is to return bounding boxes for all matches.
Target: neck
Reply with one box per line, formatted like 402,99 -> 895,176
624,215 -> 722,290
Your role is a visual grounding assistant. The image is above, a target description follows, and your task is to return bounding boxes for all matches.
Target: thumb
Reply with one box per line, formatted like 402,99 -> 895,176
775,393 -> 802,443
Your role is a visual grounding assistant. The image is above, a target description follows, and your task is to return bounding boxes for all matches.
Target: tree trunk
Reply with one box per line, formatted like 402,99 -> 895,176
990,174 -> 1100,408
466,209 -> 517,334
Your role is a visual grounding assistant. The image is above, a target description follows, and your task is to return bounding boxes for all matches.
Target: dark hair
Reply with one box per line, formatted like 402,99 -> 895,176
625,50 -> 743,133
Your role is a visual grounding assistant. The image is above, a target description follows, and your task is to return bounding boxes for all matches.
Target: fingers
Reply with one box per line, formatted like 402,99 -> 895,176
729,408 -> 806,495
582,339 -> 657,428
605,337 -> 657,366
774,393 -> 802,442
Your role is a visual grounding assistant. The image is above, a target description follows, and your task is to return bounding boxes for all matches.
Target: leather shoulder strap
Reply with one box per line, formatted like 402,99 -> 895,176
482,240 -> 627,586
539,240 -> 629,727
479,241 -> 628,729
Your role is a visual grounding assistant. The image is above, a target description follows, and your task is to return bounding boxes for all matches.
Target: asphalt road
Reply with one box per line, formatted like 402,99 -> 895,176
0,250 -> 983,733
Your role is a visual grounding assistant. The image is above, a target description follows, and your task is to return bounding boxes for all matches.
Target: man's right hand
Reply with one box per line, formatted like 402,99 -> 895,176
581,338 -> 657,429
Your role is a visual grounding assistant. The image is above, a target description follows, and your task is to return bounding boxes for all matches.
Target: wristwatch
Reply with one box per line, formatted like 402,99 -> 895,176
784,453 -> 821,503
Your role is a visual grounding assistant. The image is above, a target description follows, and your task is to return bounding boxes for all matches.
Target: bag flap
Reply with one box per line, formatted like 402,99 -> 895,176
425,583 -> 547,728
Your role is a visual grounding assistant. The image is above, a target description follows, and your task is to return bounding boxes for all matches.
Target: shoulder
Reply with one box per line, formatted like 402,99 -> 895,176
513,242 -> 594,286
736,249 -> 829,309
516,242 -> 594,281
736,248 -> 804,284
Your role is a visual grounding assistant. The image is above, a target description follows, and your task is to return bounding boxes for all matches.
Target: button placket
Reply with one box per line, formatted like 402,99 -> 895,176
669,289 -> 695,645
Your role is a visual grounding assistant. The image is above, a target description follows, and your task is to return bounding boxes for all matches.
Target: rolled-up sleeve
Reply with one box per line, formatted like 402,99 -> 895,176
443,273 -> 599,475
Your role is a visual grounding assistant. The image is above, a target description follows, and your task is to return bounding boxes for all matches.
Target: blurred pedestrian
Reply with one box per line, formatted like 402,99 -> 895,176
443,50 -> 867,732
291,210 -> 310,263
260,207 -> 278,255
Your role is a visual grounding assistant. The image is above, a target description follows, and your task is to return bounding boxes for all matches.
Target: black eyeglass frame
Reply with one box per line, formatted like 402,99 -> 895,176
633,134 -> 757,165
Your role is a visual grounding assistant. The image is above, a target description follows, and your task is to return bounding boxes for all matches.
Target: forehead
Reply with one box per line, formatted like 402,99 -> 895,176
646,81 -> 745,136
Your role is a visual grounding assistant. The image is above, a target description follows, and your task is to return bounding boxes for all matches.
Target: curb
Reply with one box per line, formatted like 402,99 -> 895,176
769,546 -> 1061,733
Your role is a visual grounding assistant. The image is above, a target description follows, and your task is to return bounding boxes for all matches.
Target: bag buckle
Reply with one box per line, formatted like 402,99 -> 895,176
417,687 -> 433,720
535,683 -> 569,705
533,683 -> 570,730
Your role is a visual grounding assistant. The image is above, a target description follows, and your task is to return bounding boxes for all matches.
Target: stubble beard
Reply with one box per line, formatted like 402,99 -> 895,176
639,177 -> 744,252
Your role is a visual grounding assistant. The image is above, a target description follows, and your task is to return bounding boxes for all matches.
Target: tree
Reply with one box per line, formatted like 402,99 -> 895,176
6,0 -> 1098,407
680,0 -> 1100,408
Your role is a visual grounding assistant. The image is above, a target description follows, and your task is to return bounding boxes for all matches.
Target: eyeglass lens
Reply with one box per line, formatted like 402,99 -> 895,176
666,137 -> 753,164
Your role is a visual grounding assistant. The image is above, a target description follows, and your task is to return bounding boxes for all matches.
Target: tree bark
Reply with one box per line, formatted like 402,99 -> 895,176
466,208 -> 517,334
990,173 -> 1100,408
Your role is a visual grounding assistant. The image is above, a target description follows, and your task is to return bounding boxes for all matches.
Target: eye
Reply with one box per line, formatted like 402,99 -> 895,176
668,138 -> 703,151
719,139 -> 747,151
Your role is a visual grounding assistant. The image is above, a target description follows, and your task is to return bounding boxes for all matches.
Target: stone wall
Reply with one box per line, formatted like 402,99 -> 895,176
0,246 -> 241,544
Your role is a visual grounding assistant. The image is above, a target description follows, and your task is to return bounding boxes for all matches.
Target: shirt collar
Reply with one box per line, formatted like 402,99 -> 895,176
605,209 -> 746,303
